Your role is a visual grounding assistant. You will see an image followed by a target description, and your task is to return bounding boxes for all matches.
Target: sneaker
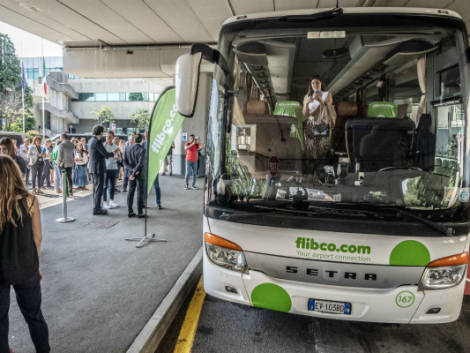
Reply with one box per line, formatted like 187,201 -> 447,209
158,204 -> 163,210
128,212 -> 136,218
93,209 -> 108,215
137,213 -> 147,218
103,202 -> 110,209
184,186 -> 190,190
109,201 -> 119,208
191,186 -> 200,190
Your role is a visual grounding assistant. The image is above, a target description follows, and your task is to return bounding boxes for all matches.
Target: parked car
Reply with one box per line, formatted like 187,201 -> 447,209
51,133 -> 128,144
0,131 -> 26,147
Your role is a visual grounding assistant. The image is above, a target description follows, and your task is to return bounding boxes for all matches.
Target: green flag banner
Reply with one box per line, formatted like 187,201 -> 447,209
147,87 -> 185,195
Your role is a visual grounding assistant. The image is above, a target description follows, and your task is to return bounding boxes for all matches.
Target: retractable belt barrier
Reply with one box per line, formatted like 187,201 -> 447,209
56,169 -> 75,223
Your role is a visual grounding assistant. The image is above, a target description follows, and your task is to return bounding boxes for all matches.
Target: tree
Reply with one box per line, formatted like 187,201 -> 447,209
130,108 -> 150,129
6,108 -> 36,132
0,33 -> 34,131
93,106 -> 115,127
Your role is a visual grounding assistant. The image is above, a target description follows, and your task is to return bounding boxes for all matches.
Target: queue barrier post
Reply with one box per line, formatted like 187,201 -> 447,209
56,169 -> 75,223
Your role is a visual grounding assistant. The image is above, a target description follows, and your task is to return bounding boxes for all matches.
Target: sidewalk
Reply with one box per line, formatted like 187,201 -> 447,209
35,185 -> 92,210
8,176 -> 204,353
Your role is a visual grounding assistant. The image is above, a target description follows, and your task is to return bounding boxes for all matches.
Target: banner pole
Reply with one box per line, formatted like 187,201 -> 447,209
124,87 -> 178,248
56,169 -> 75,223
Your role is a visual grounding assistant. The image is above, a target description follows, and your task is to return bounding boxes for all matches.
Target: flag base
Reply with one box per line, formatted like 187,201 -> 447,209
125,233 -> 168,248
56,217 -> 75,223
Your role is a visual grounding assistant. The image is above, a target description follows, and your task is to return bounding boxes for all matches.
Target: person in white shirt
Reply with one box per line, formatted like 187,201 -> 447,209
73,142 -> 89,190
28,136 -> 45,195
103,131 -> 120,209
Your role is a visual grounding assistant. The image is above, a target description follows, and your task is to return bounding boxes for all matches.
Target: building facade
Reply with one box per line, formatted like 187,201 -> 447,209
21,56 -> 160,136
69,78 -> 159,134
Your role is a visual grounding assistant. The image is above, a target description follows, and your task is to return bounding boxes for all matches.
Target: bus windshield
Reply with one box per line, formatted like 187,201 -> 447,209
205,15 -> 469,225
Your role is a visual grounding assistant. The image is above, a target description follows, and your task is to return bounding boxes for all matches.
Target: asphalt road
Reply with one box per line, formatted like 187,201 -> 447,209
188,294 -> 470,353
8,175 -> 203,353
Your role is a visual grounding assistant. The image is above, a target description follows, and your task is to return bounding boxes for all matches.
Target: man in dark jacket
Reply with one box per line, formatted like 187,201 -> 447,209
88,125 -> 116,215
124,133 -> 145,218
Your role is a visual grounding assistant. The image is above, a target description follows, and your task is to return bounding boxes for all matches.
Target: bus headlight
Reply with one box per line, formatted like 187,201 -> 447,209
420,265 -> 466,289
420,253 -> 468,289
204,233 -> 247,272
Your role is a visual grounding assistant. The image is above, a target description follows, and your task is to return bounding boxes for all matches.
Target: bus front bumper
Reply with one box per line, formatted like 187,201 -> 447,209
203,251 -> 465,324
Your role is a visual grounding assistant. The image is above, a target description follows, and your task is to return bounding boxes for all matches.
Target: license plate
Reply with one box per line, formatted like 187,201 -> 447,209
308,298 -> 351,315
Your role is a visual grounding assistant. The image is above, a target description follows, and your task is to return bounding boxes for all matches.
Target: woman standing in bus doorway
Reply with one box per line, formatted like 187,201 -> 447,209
0,155 -> 50,353
302,76 -> 336,178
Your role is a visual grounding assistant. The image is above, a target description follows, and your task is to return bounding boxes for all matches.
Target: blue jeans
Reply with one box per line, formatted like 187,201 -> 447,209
0,274 -> 50,353
153,174 -> 160,205
185,161 -> 197,187
103,169 -> 117,202
54,165 -> 61,191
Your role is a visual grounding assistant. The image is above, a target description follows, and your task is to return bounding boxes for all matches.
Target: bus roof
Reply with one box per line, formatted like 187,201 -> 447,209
223,7 -> 463,26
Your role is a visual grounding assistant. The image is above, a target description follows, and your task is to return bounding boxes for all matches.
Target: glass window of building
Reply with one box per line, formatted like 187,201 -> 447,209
108,93 -> 120,101
95,93 -> 107,101
119,92 -> 127,101
78,93 -> 95,101
128,92 -> 144,101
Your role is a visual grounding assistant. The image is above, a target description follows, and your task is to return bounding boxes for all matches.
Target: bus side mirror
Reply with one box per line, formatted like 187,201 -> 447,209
175,52 -> 203,118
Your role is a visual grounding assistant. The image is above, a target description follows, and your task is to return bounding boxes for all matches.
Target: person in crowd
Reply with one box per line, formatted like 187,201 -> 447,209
80,137 -> 88,153
118,139 -> 126,181
124,133 -> 145,218
28,136 -> 45,195
56,134 -> 75,198
73,142 -> 89,191
195,136 -> 204,177
0,137 -> 26,175
184,134 -> 204,190
153,174 -> 162,210
51,141 -> 62,194
122,134 -> 135,192
0,155 -> 50,353
19,138 -> 30,184
141,130 -> 149,205
88,125 -> 116,215
71,138 -> 79,146
103,131 -> 119,209
40,140 -> 53,189
162,142 -> 174,176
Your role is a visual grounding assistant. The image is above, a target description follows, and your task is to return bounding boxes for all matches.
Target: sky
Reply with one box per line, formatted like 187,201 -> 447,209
0,21 -> 62,58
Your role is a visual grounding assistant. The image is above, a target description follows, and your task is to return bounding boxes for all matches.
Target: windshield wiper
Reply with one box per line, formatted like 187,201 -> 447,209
391,208 -> 455,236
335,202 -> 455,236
278,8 -> 343,22
248,203 -> 379,219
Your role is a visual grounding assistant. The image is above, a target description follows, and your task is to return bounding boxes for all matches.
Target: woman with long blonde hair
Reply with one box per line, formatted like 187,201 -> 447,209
0,137 -> 26,175
0,155 -> 50,353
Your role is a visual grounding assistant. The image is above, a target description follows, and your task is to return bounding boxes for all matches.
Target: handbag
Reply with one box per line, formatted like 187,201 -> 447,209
313,123 -> 329,136
35,146 -> 44,166
313,103 -> 337,136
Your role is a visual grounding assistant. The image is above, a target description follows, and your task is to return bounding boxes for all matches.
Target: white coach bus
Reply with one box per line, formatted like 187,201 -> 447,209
175,7 -> 470,323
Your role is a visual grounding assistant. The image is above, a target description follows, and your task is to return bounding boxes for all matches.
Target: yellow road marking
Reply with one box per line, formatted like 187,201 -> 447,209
173,277 -> 206,353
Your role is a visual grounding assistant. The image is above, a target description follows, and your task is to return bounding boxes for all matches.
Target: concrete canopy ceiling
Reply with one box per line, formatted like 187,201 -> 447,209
1,0 -> 468,83
0,0 -> 468,48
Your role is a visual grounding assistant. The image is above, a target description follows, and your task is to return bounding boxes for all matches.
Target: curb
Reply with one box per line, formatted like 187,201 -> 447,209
126,247 -> 203,353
